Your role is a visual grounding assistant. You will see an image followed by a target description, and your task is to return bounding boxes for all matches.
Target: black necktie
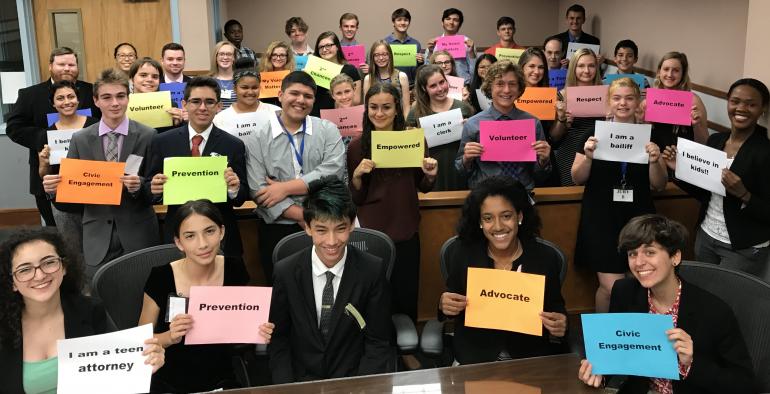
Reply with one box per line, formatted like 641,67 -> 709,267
319,271 -> 335,339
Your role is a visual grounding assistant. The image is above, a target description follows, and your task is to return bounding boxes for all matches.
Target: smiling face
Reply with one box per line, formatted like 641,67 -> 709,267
270,47 -> 288,69
491,71 -> 521,111
183,86 -> 221,131
174,213 -> 224,266
306,216 -> 353,268
425,72 -> 449,102
393,16 -> 410,34
480,195 -> 523,253
317,37 -> 339,62
544,39 -> 563,69
49,54 -> 79,82
477,58 -> 493,80
279,82 -> 315,123
114,45 -> 137,73
94,83 -> 129,124
627,242 -> 680,290
575,54 -> 597,85
52,86 -> 79,116
614,47 -> 637,74
216,44 -> 235,70
658,58 -> 683,89
522,57 -> 546,87
367,92 -> 398,131
340,18 -> 358,41
331,81 -> 355,108
131,63 -> 160,93
728,84 -> 765,131
235,75 -> 260,107
372,44 -> 390,69
566,11 -> 585,34
609,85 -> 639,122
11,240 -> 66,304
434,54 -> 454,76
162,49 -> 185,76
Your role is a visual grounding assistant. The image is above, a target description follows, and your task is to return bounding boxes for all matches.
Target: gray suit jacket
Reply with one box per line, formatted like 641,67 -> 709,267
65,119 -> 159,266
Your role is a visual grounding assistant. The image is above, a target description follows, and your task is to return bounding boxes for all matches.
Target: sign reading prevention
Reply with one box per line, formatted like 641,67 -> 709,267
163,156 -> 228,205
675,137 -> 728,196
495,48 -> 525,63
592,121 -> 651,164
186,286 -> 273,344
371,129 -> 424,168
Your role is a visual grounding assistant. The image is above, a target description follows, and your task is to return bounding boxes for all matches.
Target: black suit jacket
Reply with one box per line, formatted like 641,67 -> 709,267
162,75 -> 191,84
609,278 -> 755,394
554,30 -> 600,54
268,246 -> 394,384
0,293 -> 116,394
145,124 -> 249,257
6,79 -> 100,195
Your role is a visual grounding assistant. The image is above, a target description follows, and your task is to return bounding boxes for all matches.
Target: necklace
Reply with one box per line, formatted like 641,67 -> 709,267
488,238 -> 521,270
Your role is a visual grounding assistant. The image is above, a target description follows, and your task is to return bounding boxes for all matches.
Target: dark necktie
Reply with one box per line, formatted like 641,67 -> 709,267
319,271 -> 335,339
105,132 -> 119,162
496,114 -> 525,180
191,134 -> 203,157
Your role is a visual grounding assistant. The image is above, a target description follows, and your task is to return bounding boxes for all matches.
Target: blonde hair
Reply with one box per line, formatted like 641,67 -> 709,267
608,77 -> 641,98
429,50 -> 457,77
210,41 -> 236,76
330,73 -> 354,92
260,41 -> 295,72
565,48 -> 601,87
653,51 -> 691,91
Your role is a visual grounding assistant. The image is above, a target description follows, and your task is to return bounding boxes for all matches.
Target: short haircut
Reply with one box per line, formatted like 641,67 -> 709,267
330,73 -> 354,92
481,60 -> 526,99
161,42 -> 185,58
457,176 -> 541,243
183,76 -> 221,102
391,8 -> 411,22
728,78 -> 770,109
128,57 -> 162,80
285,17 -> 309,36
49,79 -> 79,104
173,199 -> 225,238
93,68 -> 129,97
614,39 -> 638,58
608,76 -> 641,99
281,70 -> 317,94
223,19 -> 242,33
653,52 -> 691,91
618,214 -> 687,257
496,16 -> 515,29
302,176 -> 356,225
234,56 -> 255,72
543,35 -> 563,51
339,12 -> 358,26
49,47 -> 77,64
566,3 -> 586,16
113,42 -> 137,58
441,8 -> 464,28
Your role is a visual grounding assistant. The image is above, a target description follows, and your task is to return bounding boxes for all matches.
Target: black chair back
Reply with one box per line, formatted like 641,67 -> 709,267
91,244 -> 182,329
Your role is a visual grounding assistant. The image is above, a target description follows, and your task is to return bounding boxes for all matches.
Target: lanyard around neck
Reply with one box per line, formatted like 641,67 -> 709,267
277,115 -> 306,169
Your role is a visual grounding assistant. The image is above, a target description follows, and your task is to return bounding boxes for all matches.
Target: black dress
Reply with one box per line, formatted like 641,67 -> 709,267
144,256 -> 249,393
311,63 -> 361,117
554,117 -> 602,186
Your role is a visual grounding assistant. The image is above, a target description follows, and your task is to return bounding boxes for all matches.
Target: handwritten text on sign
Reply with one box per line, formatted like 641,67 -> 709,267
479,119 -> 537,162
675,137 -> 728,196
259,70 -> 290,98
320,105 -> 365,137
592,121 -> 651,164
158,82 -> 186,108
435,35 -> 466,58
420,108 -> 464,148
303,55 -> 344,90
215,111 -> 270,141
566,42 -> 600,61
391,44 -> 417,67
342,45 -> 366,67
186,286 -> 273,344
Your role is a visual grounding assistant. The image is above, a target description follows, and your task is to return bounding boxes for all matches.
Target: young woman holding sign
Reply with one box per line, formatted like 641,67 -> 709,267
311,31 -> 361,116
128,57 -> 186,132
138,200 -> 273,392
662,78 -> 770,281
571,77 -> 667,312
467,53 -> 497,114
439,176 -> 567,364
210,41 -> 238,110
363,40 -> 410,117
259,41 -> 296,73
213,69 -> 281,133
347,83 -> 437,322
0,229 -> 164,393
407,64 -> 473,191
578,214 -> 754,393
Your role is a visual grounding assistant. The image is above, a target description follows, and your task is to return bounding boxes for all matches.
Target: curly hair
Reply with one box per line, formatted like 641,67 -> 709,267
457,176 -> 541,243
480,60 -> 525,100
0,228 -> 84,348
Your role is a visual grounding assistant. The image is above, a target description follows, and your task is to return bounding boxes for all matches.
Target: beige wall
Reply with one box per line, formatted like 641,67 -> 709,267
743,0 -> 770,127
220,0 -> 559,55
178,0 -> 216,71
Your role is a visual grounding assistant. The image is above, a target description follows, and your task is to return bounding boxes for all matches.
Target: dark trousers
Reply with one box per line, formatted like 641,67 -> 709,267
392,233 -> 420,322
35,193 -> 56,226
258,220 -> 302,285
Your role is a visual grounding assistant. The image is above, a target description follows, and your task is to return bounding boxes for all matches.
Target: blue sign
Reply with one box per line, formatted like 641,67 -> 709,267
582,313 -> 679,379
295,55 -> 308,71
603,73 -> 649,89
548,68 -> 567,91
159,82 -> 186,108
46,108 -> 92,127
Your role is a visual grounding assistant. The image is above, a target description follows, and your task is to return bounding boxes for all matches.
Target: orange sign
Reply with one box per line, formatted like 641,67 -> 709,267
464,267 -> 545,336
56,158 -> 125,205
259,70 -> 290,99
515,87 -> 557,120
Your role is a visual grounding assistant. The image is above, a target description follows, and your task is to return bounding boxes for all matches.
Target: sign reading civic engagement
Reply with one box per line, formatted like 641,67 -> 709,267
186,286 -> 273,344
259,70 -> 290,99
515,87 -> 557,120
342,45 -> 366,67
46,108 -> 92,127
419,108 -> 464,148
582,313 -> 679,379
215,111 -> 270,141
46,129 -> 80,165
495,48 -> 525,63
549,68 -> 567,91
465,267 -> 545,336
390,44 -> 417,67
644,88 -> 693,126
56,158 -> 125,205
675,137 -> 728,196
57,324 -> 153,394
126,91 -> 173,128
479,119 -> 536,162
371,129 -> 424,168
163,156 -> 227,205
303,55 -> 344,90
158,82 -> 186,108
320,105 -> 365,138
566,85 -> 609,117
435,35 -> 466,58
592,121 -> 651,164
566,42 -> 600,61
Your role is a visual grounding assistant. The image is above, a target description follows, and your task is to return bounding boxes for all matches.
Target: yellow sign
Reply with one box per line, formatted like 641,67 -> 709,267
464,267 -> 545,336
371,129 -> 424,168
126,91 -> 173,128
302,55 -> 344,90
495,48 -> 525,63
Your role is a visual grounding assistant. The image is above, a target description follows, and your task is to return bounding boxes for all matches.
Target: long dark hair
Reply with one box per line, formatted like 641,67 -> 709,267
172,199 -> 225,238
518,47 -> 550,88
469,54 -> 497,113
411,64 -> 446,121
361,83 -> 406,159
314,31 -> 347,65
0,228 -> 84,348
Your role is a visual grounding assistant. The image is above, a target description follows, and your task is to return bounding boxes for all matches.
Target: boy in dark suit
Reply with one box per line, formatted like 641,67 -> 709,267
269,176 -> 393,383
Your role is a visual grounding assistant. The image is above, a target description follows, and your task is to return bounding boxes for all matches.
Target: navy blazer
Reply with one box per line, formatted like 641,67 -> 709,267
268,246 -> 394,384
0,293 -> 115,394
553,30 -> 601,54
609,278 -> 755,394
144,124 -> 249,257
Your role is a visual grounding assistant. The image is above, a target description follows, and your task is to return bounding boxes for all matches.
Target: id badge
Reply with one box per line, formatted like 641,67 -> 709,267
613,188 -> 634,202
221,89 -> 233,99
166,295 -> 188,322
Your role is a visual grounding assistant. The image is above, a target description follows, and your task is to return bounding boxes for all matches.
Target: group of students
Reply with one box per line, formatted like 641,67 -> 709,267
2,2 -> 769,393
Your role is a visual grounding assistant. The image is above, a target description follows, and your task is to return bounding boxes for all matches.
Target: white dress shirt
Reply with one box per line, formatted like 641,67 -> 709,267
310,245 -> 347,325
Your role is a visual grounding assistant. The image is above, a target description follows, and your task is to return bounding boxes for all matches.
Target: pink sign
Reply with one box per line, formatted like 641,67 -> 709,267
185,286 -> 272,344
566,85 -> 609,117
446,75 -> 465,100
435,35 -> 466,58
342,45 -> 366,68
320,105 -> 365,137
479,119 -> 536,162
644,88 -> 693,126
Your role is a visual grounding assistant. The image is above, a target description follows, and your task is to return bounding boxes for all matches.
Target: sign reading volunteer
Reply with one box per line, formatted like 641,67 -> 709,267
126,91 -> 173,128
479,119 -> 537,162
464,267 -> 545,336
185,286 -> 273,344
163,156 -> 228,204
371,129 -> 424,168
592,121 -> 652,164
56,158 -> 125,205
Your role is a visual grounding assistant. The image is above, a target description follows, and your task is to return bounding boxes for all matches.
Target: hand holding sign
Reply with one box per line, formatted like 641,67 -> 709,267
592,121 -> 652,164
674,137 -> 728,196
440,292 -> 467,316
185,286 -> 273,344
435,35 -> 466,58
479,119 -> 537,162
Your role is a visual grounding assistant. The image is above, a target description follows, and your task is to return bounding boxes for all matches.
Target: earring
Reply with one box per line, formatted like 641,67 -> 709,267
479,224 -> 483,228
518,221 -> 522,225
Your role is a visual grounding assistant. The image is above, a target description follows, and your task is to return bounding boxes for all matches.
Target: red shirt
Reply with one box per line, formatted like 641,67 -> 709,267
484,42 -> 526,56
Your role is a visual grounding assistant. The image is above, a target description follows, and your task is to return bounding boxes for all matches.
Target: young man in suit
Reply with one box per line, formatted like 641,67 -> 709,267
554,4 -> 603,65
146,76 -> 248,259
42,69 -> 158,278
6,47 -> 100,226
244,71 -> 346,283
160,43 -> 191,83
269,176 -> 393,383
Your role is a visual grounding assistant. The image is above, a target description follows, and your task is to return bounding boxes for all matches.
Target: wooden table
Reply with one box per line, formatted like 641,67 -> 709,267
227,353 -> 597,393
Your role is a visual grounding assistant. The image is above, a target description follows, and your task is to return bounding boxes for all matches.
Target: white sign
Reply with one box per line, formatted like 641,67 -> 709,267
124,154 -> 144,176
419,108 -> 464,148
675,137 -> 728,196
1,71 -> 26,104
46,129 -> 80,165
593,121 -> 651,164
214,111 -> 270,142
566,42 -> 601,61
476,89 -> 492,111
446,75 -> 464,101
57,324 -> 153,394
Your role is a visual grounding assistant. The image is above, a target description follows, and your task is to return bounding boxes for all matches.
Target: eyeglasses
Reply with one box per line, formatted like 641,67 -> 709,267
186,98 -> 218,108
13,257 -> 63,282
318,43 -> 336,51
373,53 -> 389,59
271,54 -> 288,59
217,52 -> 235,58
434,60 -> 453,66
116,54 -> 136,60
